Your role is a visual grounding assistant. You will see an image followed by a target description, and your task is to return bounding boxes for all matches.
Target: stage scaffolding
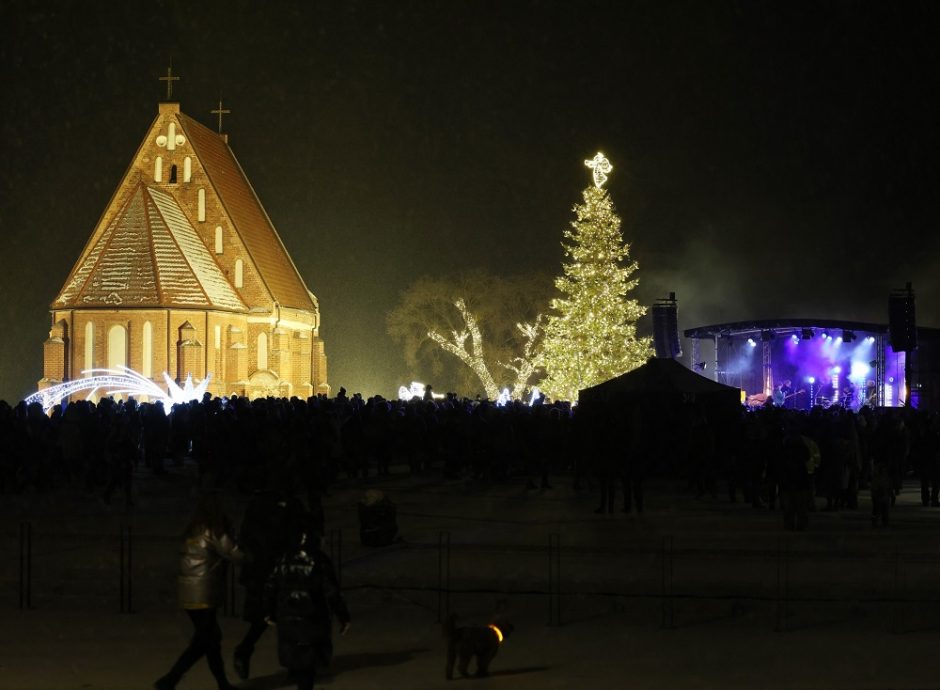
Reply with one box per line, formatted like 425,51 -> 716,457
682,318 -> 929,410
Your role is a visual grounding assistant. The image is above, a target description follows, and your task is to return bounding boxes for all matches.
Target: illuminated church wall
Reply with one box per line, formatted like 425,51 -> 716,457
40,101 -> 329,401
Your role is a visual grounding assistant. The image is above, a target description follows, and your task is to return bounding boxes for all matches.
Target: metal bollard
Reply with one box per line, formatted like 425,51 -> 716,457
119,524 -> 134,613
891,543 -> 900,634
19,522 -> 32,610
437,531 -> 451,623
661,535 -> 674,629
119,526 -> 125,613
548,533 -> 561,626
775,537 -> 789,632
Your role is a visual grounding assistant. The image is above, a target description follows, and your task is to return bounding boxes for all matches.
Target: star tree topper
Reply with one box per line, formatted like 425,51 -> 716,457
585,152 -> 612,189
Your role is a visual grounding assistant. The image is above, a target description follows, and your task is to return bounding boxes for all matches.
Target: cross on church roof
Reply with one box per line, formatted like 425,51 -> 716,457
211,98 -> 231,133
159,61 -> 180,101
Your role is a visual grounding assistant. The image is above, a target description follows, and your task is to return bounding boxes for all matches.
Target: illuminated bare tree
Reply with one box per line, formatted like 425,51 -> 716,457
427,299 -> 500,399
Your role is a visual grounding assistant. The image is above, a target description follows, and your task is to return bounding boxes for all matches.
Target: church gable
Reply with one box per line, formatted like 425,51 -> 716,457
176,113 -> 317,312
54,102 -> 318,315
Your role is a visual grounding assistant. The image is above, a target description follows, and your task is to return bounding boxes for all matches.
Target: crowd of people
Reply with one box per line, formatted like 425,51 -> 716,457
0,390 -> 574,505
0,390 -> 938,532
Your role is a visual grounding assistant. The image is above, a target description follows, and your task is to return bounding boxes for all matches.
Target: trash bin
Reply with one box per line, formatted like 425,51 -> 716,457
358,489 -> 398,547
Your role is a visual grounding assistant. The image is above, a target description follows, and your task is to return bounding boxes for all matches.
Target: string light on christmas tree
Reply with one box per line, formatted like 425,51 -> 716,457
584,152 -> 612,189
540,153 -> 652,402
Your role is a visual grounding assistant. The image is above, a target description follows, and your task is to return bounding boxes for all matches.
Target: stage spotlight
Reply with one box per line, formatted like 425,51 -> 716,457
843,330 -> 856,343
833,366 -> 842,374
821,332 -> 828,340
790,334 -> 799,343
807,376 -> 816,384
835,336 -> 843,344
760,330 -> 775,342
747,338 -> 757,347
801,328 -> 814,340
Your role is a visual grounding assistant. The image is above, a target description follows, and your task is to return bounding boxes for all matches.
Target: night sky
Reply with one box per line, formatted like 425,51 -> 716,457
1,1 -> 938,401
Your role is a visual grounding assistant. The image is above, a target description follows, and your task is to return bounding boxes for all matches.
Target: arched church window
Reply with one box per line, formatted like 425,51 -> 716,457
142,321 -> 153,378
183,156 -> 192,182
169,165 -> 178,184
235,259 -> 244,288
84,322 -> 94,376
215,226 -> 223,254
198,188 -> 206,222
168,122 -> 177,151
154,156 -> 163,182
107,324 -> 127,370
257,332 -> 268,371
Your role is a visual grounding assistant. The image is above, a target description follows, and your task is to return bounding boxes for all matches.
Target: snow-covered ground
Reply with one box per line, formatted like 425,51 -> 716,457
2,464 -> 940,689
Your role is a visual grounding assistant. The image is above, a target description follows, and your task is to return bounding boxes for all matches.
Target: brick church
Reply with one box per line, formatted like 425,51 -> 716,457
39,100 -> 329,400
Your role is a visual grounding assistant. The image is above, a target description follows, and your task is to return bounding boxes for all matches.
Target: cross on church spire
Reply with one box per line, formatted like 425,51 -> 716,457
159,60 -> 180,101
211,98 -> 231,133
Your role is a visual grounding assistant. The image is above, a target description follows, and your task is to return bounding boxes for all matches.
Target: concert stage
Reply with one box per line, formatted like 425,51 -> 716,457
683,319 -> 940,410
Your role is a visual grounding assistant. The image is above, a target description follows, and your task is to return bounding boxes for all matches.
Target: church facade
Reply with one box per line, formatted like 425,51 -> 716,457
40,102 -> 329,400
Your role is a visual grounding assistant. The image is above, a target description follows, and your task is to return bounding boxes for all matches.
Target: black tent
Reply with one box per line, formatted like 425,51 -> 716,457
578,358 -> 741,410
577,359 -> 742,477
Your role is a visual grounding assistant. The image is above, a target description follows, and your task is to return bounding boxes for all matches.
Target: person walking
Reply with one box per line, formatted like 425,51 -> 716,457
155,492 -> 244,690
264,516 -> 351,690
233,485 -> 304,680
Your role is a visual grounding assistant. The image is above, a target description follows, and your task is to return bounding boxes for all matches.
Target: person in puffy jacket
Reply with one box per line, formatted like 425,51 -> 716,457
264,515 -> 350,690
155,492 -> 244,690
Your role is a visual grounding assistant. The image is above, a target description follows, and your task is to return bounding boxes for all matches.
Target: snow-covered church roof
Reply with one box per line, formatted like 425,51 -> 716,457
55,183 -> 247,311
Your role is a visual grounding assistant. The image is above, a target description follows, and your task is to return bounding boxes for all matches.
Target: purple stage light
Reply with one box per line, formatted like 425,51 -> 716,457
807,376 -> 816,384
747,338 -> 756,347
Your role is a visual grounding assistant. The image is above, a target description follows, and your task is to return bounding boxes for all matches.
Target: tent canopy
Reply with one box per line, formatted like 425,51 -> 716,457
578,357 -> 741,408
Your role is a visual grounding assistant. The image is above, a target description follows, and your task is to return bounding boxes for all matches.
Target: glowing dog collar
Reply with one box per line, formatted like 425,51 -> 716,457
488,624 -> 504,644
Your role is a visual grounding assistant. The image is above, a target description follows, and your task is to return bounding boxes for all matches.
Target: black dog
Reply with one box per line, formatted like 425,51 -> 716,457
444,613 -> 514,679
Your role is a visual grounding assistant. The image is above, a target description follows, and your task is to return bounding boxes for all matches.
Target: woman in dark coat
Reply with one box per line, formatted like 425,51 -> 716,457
264,521 -> 351,690
155,492 -> 244,690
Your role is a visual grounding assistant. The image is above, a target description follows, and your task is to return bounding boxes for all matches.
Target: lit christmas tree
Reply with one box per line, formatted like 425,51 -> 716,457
540,153 -> 653,402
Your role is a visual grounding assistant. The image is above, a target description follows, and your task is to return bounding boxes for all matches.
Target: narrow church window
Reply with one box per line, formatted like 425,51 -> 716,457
257,332 -> 268,371
142,321 -> 153,378
183,156 -> 192,182
235,259 -> 244,288
84,322 -> 94,376
169,165 -> 178,184
168,122 -> 177,151
198,188 -> 206,222
215,226 -> 223,254
107,324 -> 127,370
154,156 -> 163,182
214,324 -> 221,350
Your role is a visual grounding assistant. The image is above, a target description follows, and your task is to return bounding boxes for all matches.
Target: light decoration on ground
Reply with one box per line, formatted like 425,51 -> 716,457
397,381 -> 444,401
25,366 -> 211,413
585,152 -> 612,189
527,386 -> 542,406
495,388 -> 512,407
